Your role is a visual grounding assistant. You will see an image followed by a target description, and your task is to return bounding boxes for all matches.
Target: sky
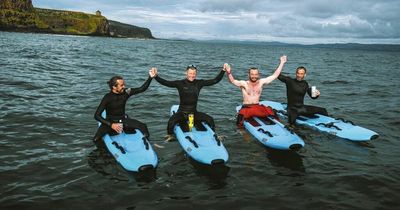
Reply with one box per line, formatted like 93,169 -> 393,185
32,0 -> 400,44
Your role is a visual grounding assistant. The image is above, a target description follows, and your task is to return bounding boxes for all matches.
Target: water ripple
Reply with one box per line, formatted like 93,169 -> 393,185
1,32 -> 399,209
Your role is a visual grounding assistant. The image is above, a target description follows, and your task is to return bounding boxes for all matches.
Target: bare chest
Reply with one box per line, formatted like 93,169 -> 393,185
245,82 -> 262,96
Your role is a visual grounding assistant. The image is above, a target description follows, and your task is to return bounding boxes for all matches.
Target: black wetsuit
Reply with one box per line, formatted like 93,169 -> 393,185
155,70 -> 225,134
278,74 -> 328,125
93,77 -> 152,141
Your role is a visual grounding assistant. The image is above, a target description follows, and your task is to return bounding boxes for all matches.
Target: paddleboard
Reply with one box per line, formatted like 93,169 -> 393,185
98,111 -> 158,172
261,100 -> 379,141
170,105 -> 229,165
236,104 -> 305,150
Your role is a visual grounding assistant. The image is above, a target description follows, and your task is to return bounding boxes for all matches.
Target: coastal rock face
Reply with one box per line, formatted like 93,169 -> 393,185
0,0 -> 154,38
0,0 -> 33,11
35,8 -> 110,36
0,0 -> 36,29
109,20 -> 154,39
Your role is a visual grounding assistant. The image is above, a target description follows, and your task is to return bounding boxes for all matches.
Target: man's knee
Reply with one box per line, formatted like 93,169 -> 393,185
236,114 -> 244,126
206,116 -> 215,125
203,115 -> 215,130
167,115 -> 180,134
321,108 -> 328,116
93,134 -> 102,142
167,123 -> 174,134
124,127 -> 137,134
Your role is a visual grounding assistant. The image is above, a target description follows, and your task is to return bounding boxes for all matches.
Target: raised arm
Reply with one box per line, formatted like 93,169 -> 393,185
260,55 -> 287,85
278,74 -> 288,83
225,63 -> 247,88
200,68 -> 225,86
153,67 -> 178,88
127,77 -> 152,96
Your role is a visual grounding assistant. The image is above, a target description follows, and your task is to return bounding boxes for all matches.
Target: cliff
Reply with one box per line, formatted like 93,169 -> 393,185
109,20 -> 154,38
0,0 -> 36,29
0,0 -> 33,11
0,0 -> 154,38
35,8 -> 109,36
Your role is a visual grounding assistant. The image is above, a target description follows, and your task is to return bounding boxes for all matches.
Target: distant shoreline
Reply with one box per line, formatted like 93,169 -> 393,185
2,30 -> 399,53
0,28 -> 156,40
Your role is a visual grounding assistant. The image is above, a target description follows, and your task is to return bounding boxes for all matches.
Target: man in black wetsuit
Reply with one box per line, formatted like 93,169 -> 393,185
278,66 -> 328,125
152,65 -> 226,138
93,69 -> 157,144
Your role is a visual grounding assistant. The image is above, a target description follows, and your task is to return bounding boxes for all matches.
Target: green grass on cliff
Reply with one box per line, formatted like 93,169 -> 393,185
35,8 -> 108,35
0,7 -> 108,35
0,9 -> 36,28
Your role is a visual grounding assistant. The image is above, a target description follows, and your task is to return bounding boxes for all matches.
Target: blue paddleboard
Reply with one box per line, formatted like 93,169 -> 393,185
236,105 -> 305,151
98,111 -> 158,172
261,100 -> 379,141
170,105 -> 229,165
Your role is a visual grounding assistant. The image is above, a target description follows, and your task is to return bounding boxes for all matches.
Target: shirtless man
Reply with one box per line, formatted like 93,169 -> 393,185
225,55 -> 287,126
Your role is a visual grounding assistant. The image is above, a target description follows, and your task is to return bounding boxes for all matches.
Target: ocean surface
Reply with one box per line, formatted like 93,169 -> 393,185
1,31 -> 399,210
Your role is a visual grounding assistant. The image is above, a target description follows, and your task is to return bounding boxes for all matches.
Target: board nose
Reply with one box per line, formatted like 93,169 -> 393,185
289,144 -> 303,151
211,159 -> 225,165
139,164 -> 154,172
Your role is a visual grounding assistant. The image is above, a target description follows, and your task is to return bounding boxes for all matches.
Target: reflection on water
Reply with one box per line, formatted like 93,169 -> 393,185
87,147 -> 130,182
189,158 -> 230,190
265,148 -> 306,175
237,126 -> 306,174
87,143 -> 158,183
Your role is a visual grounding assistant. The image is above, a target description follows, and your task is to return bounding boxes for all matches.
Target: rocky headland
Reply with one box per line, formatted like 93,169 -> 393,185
0,0 -> 154,38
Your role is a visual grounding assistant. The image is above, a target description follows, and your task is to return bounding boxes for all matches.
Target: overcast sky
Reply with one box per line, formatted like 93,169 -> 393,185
33,0 -> 400,44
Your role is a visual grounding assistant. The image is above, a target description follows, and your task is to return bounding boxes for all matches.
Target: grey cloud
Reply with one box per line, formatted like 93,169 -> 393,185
33,0 -> 400,43
198,0 -> 261,12
294,0 -> 400,38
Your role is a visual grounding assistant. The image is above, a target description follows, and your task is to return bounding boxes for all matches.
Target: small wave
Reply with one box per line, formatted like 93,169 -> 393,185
0,92 -> 37,100
321,80 -> 350,85
343,92 -> 358,96
324,59 -> 345,63
388,120 -> 400,127
155,53 -> 167,59
367,89 -> 381,94
0,79 -> 42,91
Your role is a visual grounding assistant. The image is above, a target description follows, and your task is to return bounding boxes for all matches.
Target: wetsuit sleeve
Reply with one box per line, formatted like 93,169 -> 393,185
94,95 -> 111,126
278,74 -> 288,83
127,76 -> 152,96
199,70 -> 225,86
154,75 -> 178,87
